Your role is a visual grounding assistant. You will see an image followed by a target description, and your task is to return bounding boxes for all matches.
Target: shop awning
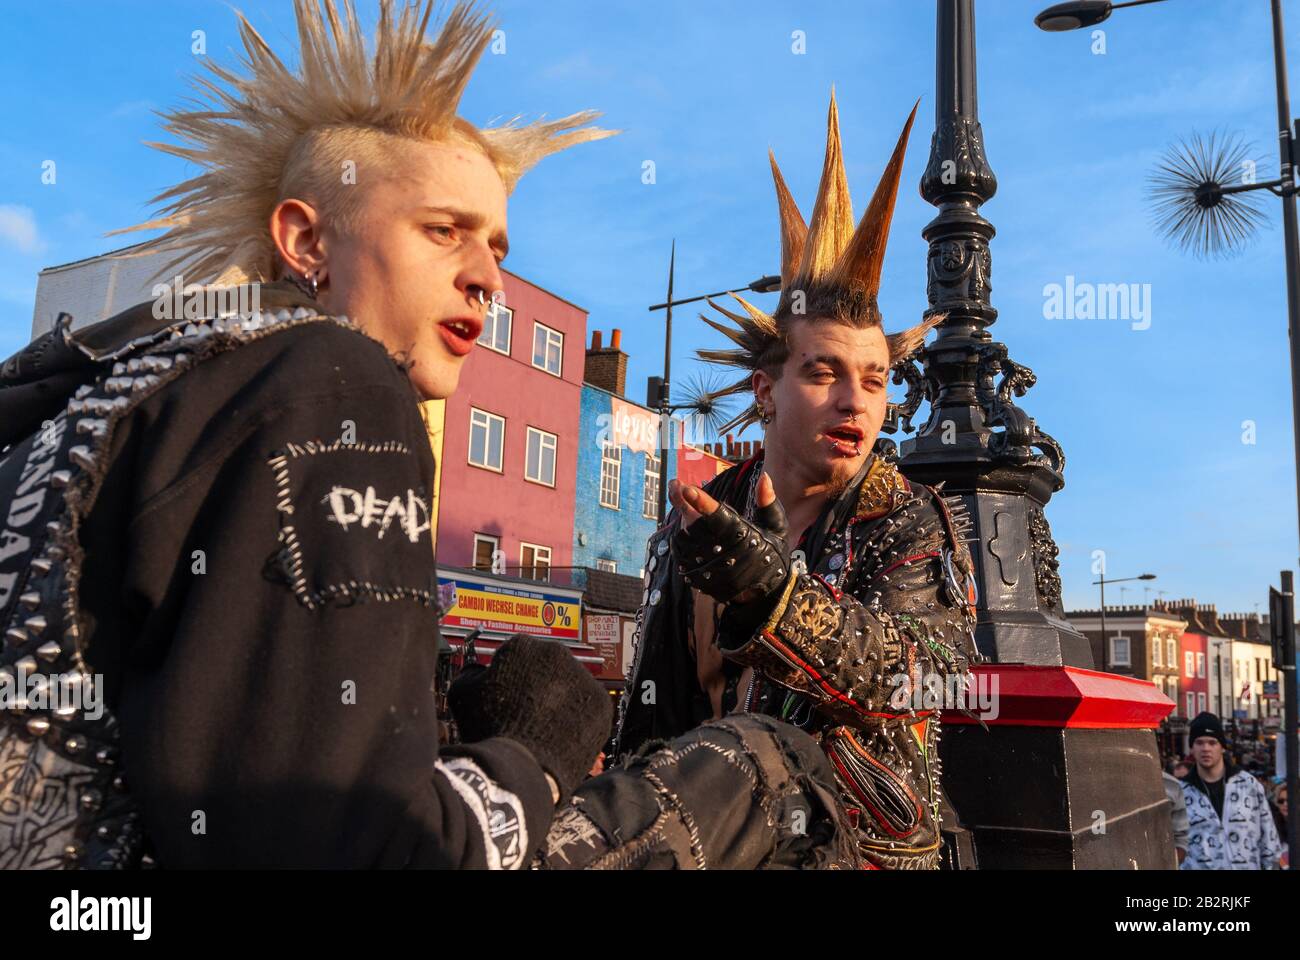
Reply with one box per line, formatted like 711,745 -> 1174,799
440,631 -> 604,677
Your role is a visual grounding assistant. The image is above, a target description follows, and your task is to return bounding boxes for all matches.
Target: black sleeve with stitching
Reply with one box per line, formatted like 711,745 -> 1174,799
84,324 -> 554,867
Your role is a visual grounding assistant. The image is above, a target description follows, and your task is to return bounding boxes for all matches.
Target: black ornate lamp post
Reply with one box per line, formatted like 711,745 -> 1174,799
895,0 -> 1174,868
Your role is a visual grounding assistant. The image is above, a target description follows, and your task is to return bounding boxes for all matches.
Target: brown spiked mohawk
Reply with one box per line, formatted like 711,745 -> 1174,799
112,0 -> 615,285
699,91 -> 942,435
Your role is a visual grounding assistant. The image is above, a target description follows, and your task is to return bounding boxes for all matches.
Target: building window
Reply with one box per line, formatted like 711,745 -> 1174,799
1166,638 -> 1176,667
532,322 -> 563,377
478,301 -> 512,355
1198,691 -> 1207,713
1196,652 -> 1205,678
469,408 -> 505,472
1185,692 -> 1195,718
1152,640 -> 1162,668
1184,651 -> 1194,678
1111,635 -> 1130,667
520,542 -> 551,581
643,453 -> 661,519
600,440 -> 621,509
473,533 -> 500,573
596,558 -> 617,573
525,427 -> 557,487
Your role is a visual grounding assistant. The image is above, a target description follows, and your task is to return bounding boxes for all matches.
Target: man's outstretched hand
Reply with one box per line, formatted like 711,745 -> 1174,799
668,471 -> 779,527
668,473 -> 791,606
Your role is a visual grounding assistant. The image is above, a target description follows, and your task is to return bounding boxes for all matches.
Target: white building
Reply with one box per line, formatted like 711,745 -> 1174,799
1221,613 -> 1283,727
31,242 -> 177,342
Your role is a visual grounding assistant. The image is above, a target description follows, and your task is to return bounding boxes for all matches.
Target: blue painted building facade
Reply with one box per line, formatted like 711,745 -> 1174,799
572,383 -> 681,579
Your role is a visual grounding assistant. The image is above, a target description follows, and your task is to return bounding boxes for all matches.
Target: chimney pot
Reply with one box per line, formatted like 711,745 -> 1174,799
583,328 -> 628,396
611,328 -> 622,350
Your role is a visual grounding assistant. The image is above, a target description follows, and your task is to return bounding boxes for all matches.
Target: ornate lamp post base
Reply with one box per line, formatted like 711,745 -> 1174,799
940,666 -> 1176,868
903,0 -> 1174,869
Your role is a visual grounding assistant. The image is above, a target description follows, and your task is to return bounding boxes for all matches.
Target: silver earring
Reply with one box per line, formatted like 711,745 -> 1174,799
291,271 -> 318,300
287,271 -> 317,301
760,406 -> 773,425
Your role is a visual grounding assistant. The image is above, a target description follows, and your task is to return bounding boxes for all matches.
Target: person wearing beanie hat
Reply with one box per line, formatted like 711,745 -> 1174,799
1188,711 -> 1229,751
1179,712 -> 1283,869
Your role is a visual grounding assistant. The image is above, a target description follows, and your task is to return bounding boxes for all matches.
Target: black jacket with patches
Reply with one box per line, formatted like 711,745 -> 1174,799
0,284 -> 552,869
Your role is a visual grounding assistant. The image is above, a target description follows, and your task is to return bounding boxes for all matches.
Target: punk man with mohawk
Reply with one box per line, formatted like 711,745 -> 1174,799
616,94 -> 981,870
0,1 -> 855,870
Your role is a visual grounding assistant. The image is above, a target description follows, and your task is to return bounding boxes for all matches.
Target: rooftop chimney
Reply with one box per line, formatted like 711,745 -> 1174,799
584,327 -> 628,397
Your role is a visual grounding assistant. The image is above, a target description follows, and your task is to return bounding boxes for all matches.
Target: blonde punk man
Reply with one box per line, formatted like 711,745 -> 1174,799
0,1 -> 855,869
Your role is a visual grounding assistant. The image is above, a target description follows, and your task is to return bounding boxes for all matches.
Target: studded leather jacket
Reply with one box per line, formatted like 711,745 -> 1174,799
0,285 -> 557,869
617,451 -> 980,869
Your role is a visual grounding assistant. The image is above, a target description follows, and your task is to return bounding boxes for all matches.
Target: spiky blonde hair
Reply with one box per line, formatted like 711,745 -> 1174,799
112,0 -> 614,285
699,92 -> 942,435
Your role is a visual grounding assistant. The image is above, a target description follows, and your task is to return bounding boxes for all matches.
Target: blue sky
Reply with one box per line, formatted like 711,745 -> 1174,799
1,0 -> 1295,616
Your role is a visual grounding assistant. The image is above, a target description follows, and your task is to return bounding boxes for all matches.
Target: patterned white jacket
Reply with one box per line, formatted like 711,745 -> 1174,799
1180,769 -> 1282,870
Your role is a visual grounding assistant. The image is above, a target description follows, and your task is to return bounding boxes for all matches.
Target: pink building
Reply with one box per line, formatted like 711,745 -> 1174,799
1178,629 -> 1209,721
1163,600 -> 1215,726
436,268 -> 588,583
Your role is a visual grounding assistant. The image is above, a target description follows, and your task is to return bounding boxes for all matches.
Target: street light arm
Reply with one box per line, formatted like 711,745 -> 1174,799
1221,177 -> 1287,197
648,275 -> 779,312
647,289 -> 738,312
1090,574 -> 1156,586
